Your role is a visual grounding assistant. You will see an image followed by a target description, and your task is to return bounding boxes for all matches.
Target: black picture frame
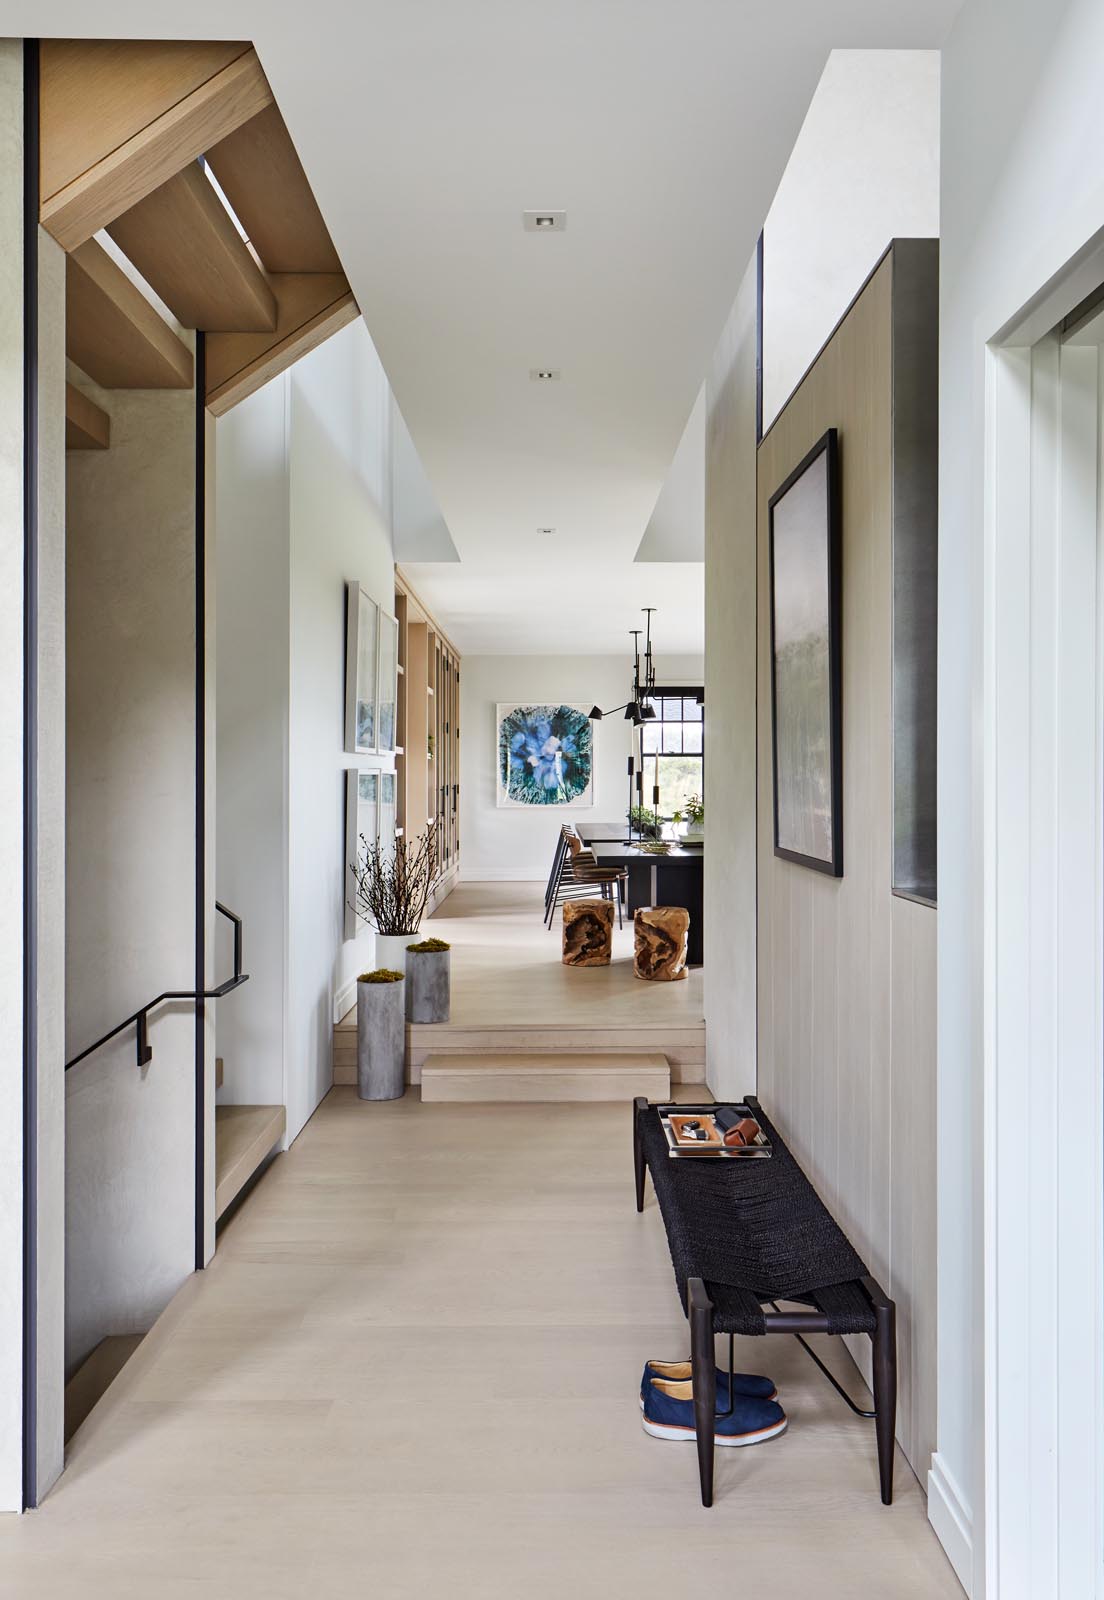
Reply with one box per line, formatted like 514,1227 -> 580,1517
767,428 -> 843,877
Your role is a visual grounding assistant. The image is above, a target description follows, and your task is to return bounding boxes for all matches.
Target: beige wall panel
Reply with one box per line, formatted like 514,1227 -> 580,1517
0,36 -> 25,1514
755,252 -> 937,1481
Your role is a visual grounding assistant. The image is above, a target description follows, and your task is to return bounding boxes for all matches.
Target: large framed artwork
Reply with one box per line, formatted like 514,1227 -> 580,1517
496,703 -> 595,809
767,428 -> 843,876
345,582 -> 380,754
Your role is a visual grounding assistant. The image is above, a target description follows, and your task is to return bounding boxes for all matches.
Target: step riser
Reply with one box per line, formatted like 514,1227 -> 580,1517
333,1054 -> 701,1086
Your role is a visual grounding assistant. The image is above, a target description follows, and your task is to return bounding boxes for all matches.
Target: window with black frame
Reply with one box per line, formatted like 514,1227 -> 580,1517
641,689 -> 704,817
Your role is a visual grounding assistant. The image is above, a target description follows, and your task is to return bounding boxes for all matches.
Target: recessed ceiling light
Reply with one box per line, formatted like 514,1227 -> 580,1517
523,210 -> 566,232
536,527 -> 556,535
529,368 -> 561,381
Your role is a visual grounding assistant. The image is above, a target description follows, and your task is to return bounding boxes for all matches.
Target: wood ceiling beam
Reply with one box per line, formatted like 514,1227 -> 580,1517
65,382 -> 110,450
41,44 -> 273,252
66,240 -> 194,390
205,103 -> 343,274
205,273 -> 358,415
107,164 -> 278,332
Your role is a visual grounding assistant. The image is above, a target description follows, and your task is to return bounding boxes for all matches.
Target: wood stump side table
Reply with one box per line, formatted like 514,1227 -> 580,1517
562,899 -> 614,966
633,905 -> 689,981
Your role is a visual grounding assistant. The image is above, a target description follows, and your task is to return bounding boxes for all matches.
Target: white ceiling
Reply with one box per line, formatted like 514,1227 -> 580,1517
19,1 -> 961,653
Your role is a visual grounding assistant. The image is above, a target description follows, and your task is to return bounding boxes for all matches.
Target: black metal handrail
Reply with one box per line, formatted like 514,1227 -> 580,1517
64,902 -> 250,1072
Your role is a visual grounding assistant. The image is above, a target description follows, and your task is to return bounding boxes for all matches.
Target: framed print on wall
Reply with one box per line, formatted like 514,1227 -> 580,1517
344,767 -> 398,939
345,582 -> 380,754
767,428 -> 843,876
345,768 -> 379,939
496,704 -> 595,809
377,611 -> 399,755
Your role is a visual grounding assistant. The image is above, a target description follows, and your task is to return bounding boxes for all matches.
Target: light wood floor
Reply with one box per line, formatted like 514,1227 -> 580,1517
0,1090 -> 960,1597
417,880 -> 704,1027
334,881 -> 707,1083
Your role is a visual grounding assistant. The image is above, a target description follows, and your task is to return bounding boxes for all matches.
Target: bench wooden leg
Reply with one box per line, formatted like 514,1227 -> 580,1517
688,1278 -> 716,1508
864,1277 -> 897,1505
632,1096 -> 647,1213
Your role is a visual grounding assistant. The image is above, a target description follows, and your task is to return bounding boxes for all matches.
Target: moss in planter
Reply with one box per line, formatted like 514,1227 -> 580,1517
358,969 -> 405,983
406,937 -> 451,953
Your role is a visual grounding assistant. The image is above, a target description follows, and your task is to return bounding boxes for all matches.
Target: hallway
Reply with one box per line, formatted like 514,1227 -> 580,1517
0,1089 -> 959,1597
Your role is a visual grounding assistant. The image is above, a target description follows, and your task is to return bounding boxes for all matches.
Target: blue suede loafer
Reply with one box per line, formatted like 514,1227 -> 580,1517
639,1359 -> 777,1409
642,1378 -> 787,1446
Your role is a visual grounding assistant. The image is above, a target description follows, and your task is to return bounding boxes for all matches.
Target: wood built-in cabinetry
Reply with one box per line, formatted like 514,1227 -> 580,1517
394,572 -> 461,911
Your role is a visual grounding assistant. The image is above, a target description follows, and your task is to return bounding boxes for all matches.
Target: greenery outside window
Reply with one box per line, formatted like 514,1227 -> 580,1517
642,688 -> 704,817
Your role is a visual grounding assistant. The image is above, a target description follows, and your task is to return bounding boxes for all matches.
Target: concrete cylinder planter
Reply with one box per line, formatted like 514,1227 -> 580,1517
405,941 -> 451,1022
356,971 -> 406,1100
373,930 -> 421,976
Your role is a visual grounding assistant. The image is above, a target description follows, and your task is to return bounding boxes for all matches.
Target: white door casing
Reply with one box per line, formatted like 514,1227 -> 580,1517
982,319 -> 1104,1599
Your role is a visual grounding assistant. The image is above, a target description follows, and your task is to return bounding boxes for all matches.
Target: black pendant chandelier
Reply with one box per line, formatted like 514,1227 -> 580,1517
589,609 -> 658,726
589,609 -> 660,842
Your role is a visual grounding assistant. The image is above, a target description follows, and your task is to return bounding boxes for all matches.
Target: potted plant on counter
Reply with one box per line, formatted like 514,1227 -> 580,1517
671,794 -> 704,845
350,822 -> 438,974
627,805 -> 663,841
356,969 -> 406,1100
405,937 -> 451,1022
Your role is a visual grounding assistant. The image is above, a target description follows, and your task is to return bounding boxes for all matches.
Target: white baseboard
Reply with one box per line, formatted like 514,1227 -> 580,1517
333,977 -> 357,1026
927,1453 -> 973,1595
459,866 -> 545,882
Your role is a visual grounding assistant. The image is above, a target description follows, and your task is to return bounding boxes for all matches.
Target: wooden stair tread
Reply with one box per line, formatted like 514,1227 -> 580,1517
420,1052 -> 670,1103
64,1333 -> 143,1442
422,1052 -> 669,1072
215,1103 -> 286,1219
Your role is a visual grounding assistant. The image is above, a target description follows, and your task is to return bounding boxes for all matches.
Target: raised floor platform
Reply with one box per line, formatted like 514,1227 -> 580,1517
333,881 -> 706,1089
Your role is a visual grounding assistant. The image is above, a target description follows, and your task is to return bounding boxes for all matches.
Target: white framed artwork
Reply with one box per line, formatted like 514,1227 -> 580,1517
495,703 -> 596,809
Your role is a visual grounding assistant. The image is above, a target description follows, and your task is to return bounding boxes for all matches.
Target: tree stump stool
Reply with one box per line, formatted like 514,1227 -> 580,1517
562,898 -> 614,966
633,905 -> 689,981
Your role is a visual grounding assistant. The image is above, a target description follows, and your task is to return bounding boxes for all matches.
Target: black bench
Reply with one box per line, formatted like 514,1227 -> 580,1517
633,1095 -> 897,1508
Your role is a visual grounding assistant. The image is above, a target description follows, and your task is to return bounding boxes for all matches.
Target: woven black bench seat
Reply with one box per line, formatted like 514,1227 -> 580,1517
633,1095 -> 896,1508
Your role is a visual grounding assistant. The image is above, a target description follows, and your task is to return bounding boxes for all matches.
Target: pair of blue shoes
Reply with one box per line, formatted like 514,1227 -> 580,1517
640,1359 -> 787,1447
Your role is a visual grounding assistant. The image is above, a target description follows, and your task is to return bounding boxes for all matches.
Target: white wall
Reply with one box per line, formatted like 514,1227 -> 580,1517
215,318 -> 396,1144
703,257 -> 758,1104
287,323 -> 395,1139
762,49 -> 940,428
215,381 -> 290,1113
937,3 -> 1104,1593
65,358 -> 200,1377
460,654 -> 704,880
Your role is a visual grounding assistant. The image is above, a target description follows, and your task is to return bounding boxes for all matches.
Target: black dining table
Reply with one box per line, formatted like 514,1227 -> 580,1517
588,839 -> 704,966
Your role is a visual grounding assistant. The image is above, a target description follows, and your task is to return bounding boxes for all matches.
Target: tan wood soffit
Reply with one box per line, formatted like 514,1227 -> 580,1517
205,274 -> 358,415
41,46 -> 273,252
205,103 -> 343,274
107,164 -> 277,332
66,240 -> 194,390
40,40 -> 250,195
65,381 -> 111,450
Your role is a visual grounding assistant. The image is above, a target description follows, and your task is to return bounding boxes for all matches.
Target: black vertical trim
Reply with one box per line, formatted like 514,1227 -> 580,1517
22,37 -> 40,1512
194,332 -> 206,1271
755,230 -> 764,445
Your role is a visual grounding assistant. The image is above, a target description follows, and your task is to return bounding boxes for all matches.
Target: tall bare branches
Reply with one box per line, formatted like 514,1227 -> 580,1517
350,823 -> 439,935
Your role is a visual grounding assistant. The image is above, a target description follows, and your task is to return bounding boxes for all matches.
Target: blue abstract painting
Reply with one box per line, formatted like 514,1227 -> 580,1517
496,704 -> 595,808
